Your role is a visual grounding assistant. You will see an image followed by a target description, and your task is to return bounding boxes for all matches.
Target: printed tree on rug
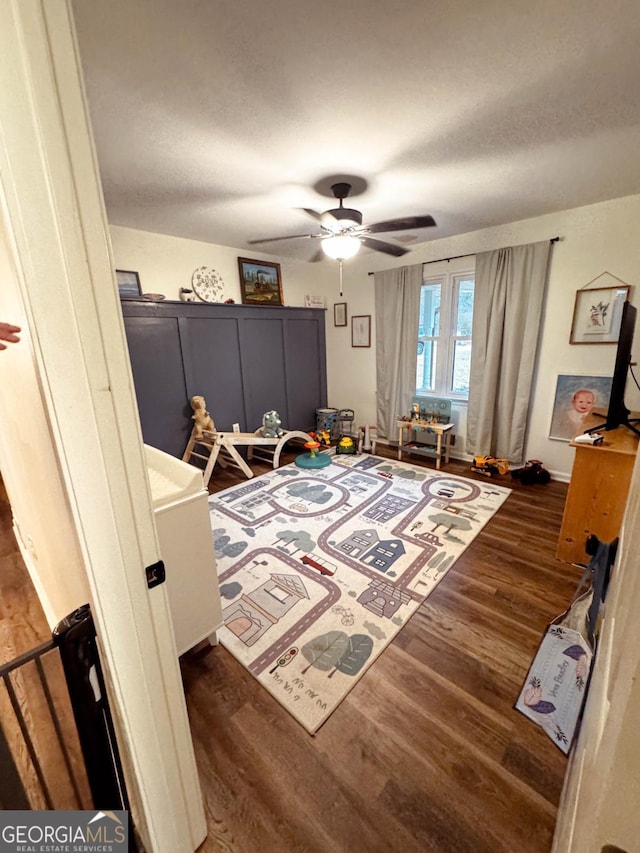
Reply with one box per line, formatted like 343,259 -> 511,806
301,631 -> 373,679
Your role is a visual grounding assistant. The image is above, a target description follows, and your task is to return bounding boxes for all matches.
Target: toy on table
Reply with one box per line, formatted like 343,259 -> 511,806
404,396 -> 451,425
396,396 -> 454,470
470,455 -> 510,477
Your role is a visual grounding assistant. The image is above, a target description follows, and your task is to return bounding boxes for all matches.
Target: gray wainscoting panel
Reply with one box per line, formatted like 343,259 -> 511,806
180,316 -> 246,429
121,301 -> 327,458
283,317 -> 325,431
123,315 -> 190,456
240,317 -> 288,430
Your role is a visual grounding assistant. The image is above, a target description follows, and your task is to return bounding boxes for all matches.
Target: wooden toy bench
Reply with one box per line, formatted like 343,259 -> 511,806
183,427 -> 312,485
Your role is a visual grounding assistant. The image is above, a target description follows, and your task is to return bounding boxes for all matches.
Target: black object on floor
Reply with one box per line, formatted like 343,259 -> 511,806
511,459 -> 550,485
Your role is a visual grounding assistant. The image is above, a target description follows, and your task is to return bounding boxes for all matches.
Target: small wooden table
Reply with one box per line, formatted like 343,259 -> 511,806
396,419 -> 454,469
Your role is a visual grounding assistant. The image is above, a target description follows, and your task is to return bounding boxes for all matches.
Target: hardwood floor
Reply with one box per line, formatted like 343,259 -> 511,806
1,449 -> 581,851
0,479 -> 92,810
181,447 -> 582,853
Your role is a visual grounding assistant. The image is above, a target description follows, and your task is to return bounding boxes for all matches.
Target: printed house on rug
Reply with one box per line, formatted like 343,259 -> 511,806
359,536 -> 405,573
358,579 -> 413,619
222,573 -> 309,647
336,528 -> 406,573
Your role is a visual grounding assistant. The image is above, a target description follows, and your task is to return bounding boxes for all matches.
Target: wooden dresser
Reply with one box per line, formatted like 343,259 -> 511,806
556,426 -> 639,564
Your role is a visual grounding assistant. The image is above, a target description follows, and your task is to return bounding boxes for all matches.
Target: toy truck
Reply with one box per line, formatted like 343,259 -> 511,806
470,455 -> 510,477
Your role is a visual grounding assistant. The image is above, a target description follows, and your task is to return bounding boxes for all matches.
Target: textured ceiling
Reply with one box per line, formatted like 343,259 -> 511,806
72,0 -> 640,261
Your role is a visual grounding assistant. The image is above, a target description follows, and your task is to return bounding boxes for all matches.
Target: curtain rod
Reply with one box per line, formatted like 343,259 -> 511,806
367,236 -> 561,275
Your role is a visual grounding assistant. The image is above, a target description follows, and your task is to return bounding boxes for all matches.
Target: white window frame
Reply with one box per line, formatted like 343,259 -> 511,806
417,269 -> 475,400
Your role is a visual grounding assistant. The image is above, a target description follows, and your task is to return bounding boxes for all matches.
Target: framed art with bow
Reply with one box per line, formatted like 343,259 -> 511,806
570,283 -> 630,344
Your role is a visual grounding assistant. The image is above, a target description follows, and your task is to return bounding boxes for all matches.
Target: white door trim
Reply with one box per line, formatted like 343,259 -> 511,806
0,2 -> 205,849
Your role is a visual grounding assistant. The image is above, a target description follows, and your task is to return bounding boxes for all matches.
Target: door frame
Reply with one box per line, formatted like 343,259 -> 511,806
0,2 -> 205,849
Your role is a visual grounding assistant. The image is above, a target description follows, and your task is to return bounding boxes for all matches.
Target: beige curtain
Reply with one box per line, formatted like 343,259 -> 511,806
467,241 -> 552,462
374,264 -> 423,441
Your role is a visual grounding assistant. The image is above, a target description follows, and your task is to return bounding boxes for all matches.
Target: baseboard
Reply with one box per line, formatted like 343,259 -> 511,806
375,438 -> 572,482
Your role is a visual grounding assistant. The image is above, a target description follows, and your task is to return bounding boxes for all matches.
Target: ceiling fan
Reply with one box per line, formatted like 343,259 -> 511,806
248,182 -> 436,261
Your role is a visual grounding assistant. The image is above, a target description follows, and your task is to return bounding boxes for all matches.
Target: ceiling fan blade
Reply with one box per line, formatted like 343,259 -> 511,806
299,207 -> 324,222
360,236 -> 409,257
366,214 -> 436,234
247,233 -> 320,244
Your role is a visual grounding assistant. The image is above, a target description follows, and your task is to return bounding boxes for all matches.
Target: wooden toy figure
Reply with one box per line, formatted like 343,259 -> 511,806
190,395 -> 215,438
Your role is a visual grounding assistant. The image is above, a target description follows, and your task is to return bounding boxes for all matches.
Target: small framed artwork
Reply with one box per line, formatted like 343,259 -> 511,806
570,285 -> 630,344
549,374 -> 613,441
304,295 -> 325,309
116,269 -> 142,298
237,257 -> 283,306
334,302 -> 347,327
351,315 -> 371,348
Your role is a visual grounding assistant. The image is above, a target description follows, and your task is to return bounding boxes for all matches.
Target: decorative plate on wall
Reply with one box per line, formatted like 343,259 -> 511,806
192,267 -> 225,302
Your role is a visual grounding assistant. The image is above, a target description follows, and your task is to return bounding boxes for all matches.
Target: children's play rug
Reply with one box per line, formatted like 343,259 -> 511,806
208,453 -> 511,733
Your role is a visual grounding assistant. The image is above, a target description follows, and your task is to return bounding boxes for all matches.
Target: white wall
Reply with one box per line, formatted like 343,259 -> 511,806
109,224 -> 337,307
0,210 -> 91,626
328,193 -> 640,478
111,193 -> 640,479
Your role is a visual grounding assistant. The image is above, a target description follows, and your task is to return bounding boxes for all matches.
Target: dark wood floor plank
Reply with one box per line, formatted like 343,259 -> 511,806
0,480 -> 92,811
231,702 -> 409,853
181,449 -> 577,852
370,642 -> 512,763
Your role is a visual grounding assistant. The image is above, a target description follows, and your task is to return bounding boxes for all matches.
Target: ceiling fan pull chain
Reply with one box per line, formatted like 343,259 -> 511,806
339,259 -> 344,297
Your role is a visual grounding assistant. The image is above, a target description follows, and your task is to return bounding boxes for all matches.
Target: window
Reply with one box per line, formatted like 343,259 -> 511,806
416,271 -> 475,398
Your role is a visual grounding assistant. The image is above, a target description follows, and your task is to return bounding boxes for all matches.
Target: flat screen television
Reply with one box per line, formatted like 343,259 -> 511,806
587,300 -> 640,436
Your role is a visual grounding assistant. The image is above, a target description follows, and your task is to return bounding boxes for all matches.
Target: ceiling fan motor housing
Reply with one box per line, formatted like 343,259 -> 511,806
322,181 -> 363,230
324,207 -> 363,229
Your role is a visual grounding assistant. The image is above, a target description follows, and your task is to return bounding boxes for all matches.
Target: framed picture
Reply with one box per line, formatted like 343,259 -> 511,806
549,374 -> 613,441
116,269 -> 141,298
334,302 -> 347,327
304,295 -> 325,309
237,257 -> 283,305
351,315 -> 371,348
570,285 -> 630,344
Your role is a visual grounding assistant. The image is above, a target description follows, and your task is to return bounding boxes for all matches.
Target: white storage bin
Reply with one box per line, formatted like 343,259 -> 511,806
145,444 -> 222,655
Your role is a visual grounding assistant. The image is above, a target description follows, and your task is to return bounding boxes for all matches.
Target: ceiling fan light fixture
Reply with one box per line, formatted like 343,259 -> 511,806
321,234 -> 361,260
